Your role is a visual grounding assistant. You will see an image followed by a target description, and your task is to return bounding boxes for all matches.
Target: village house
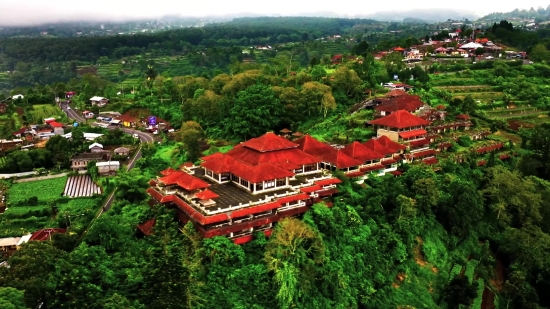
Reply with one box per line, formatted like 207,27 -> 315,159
29,228 -> 66,241
96,161 -> 120,175
70,153 -> 104,170
90,96 -> 109,107
0,235 -> 31,257
82,110 -> 94,119
89,143 -> 104,153
116,114 -> 138,128
147,132 -> 342,244
63,132 -> 103,141
113,147 -> 130,157
374,94 -> 426,117
0,139 -> 23,151
65,91 -> 76,99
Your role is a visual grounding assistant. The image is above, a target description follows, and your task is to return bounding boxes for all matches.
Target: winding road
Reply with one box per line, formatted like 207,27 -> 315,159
59,102 -> 155,213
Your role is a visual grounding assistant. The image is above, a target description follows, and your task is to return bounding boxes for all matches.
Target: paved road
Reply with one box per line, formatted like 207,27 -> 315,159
59,102 -> 153,212
0,171 -> 38,179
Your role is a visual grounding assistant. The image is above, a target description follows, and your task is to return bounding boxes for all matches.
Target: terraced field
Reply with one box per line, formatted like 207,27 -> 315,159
484,106 -> 542,119
63,175 -> 102,198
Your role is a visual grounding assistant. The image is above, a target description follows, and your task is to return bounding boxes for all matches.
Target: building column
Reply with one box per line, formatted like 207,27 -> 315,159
253,183 -> 256,193
218,173 -> 221,183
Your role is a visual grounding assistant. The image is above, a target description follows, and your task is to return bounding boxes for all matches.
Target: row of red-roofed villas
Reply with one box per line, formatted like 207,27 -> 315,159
144,119 -> 434,244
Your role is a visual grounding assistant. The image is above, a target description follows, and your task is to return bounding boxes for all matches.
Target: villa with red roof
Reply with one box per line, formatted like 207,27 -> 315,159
146,132 -> 342,244
369,110 -> 435,161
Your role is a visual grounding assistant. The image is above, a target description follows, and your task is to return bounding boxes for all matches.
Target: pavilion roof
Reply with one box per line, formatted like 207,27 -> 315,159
363,138 -> 396,156
195,189 -> 220,200
294,135 -> 334,158
158,170 -> 210,191
375,99 -> 424,113
376,135 -> 407,151
323,150 -> 363,169
341,141 -> 384,162
369,110 -> 430,129
226,144 -> 320,167
242,132 -> 298,152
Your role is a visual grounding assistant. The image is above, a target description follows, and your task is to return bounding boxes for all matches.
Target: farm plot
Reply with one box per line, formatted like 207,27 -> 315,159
7,177 -> 67,205
64,175 -> 101,197
484,106 -> 543,119
26,104 -> 66,124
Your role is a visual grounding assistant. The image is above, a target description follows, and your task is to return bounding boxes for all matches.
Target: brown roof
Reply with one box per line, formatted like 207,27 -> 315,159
137,218 -> 156,236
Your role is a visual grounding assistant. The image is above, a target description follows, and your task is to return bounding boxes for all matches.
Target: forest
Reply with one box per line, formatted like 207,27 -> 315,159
2,17 -> 550,309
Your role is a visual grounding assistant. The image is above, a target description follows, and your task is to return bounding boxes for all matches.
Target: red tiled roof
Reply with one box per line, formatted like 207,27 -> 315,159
393,46 -> 405,51
345,171 -> 365,178
116,114 -> 137,122
201,152 -> 223,161
436,105 -> 446,110
381,158 -> 399,165
160,167 -> 177,176
280,128 -> 292,133
375,97 -> 424,113
137,218 -> 156,236
12,127 -> 27,136
242,132 -> 298,152
180,162 -> 194,168
148,179 -> 158,186
29,228 -> 66,241
230,161 -> 294,183
226,145 -> 320,167
294,135 -> 334,158
158,170 -> 210,191
363,139 -> 395,156
399,129 -> 428,139
318,188 -> 339,197
369,110 -> 430,129
390,170 -> 403,176
323,150 -> 363,169
201,155 -> 236,174
49,121 -> 64,128
315,178 -> 342,186
376,135 -> 407,151
300,185 -> 322,193
277,193 -> 311,204
423,157 -> 439,165
195,189 -> 219,200
360,164 -> 385,172
408,139 -> 430,147
409,149 -> 437,159
341,141 -> 385,162
456,114 -> 470,120
386,89 -> 408,97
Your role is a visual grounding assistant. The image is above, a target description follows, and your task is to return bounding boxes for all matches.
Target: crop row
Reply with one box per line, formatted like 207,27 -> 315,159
465,259 -> 479,284
3,205 -> 51,219
471,279 -> 485,309
8,177 -> 67,204
448,263 -> 463,282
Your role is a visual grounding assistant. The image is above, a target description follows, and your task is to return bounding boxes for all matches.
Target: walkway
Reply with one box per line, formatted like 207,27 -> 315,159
13,172 -> 70,183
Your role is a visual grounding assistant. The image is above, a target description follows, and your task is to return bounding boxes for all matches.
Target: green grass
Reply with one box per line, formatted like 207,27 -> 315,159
203,145 -> 234,156
26,104 -> 67,124
0,157 -> 5,168
8,177 -> 67,205
153,144 -> 181,162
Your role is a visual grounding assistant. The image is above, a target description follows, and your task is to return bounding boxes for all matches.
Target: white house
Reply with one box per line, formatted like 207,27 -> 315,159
11,94 -> 24,100
89,143 -> 103,153
90,96 -> 109,107
63,132 -> 103,141
96,161 -> 120,175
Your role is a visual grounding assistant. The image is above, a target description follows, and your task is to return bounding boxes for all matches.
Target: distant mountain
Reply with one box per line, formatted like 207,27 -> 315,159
361,9 -> 479,22
480,6 -> 550,22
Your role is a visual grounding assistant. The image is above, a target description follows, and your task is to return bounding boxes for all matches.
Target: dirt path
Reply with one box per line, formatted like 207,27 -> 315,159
13,172 -> 69,183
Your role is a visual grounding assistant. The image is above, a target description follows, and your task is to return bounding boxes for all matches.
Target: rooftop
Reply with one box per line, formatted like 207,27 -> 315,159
369,110 -> 430,129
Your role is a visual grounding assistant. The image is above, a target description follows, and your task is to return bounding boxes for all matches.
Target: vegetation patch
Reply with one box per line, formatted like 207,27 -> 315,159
7,177 -> 67,205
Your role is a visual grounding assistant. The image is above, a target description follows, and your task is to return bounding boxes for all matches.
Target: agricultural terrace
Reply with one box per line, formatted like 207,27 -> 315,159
26,104 -> 67,124
7,177 -> 67,205
426,66 -> 550,128
0,177 -> 102,237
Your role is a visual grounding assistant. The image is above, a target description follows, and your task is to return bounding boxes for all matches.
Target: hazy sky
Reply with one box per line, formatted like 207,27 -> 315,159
1,1 -> 550,26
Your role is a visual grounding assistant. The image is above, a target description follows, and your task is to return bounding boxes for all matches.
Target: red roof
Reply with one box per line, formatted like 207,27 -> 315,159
345,171 -> 365,178
386,89 -> 408,97
200,152 -> 223,161
456,114 -> 470,120
195,189 -> 220,200
294,135 -> 335,158
116,114 -> 137,122
226,145 -> 320,167
360,164 -> 385,172
399,129 -> 428,139
137,218 -> 156,236
423,157 -> 439,165
158,170 -> 210,191
277,193 -> 311,204
230,161 -> 294,183
300,185 -> 322,193
369,110 -> 430,129
436,105 -> 446,110
341,141 -> 385,162
375,99 -> 424,113
323,150 -> 363,169
49,121 -> 64,128
12,127 -> 27,136
201,155 -> 236,174
29,228 -> 66,241
315,178 -> 342,186
408,149 -> 437,159
409,139 -> 430,147
393,46 -> 405,51
180,162 -> 194,168
376,135 -> 407,151
242,132 -> 298,152
363,139 -> 395,156
160,167 -> 177,176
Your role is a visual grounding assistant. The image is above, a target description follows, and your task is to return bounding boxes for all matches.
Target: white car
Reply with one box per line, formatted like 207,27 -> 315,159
67,107 -> 71,110
486,56 -> 494,59
132,134 -> 139,139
